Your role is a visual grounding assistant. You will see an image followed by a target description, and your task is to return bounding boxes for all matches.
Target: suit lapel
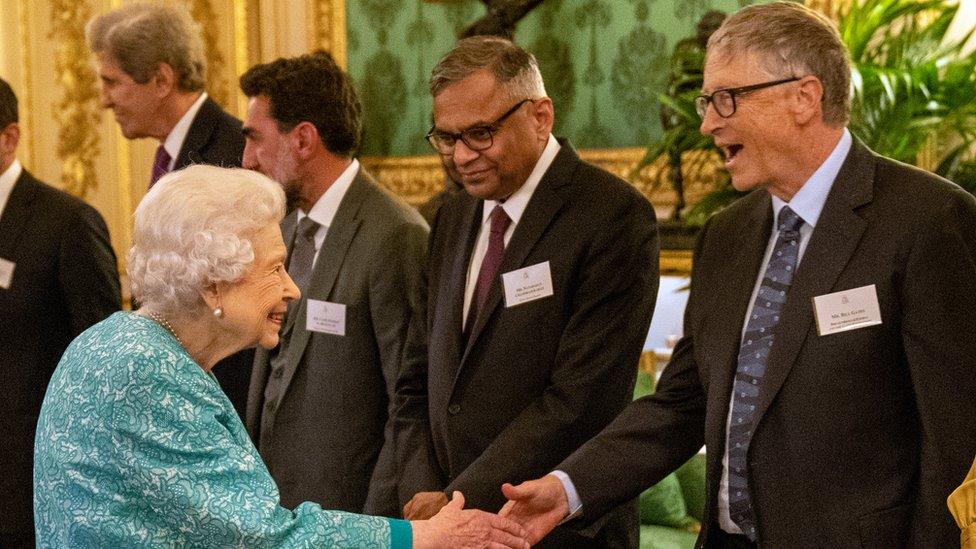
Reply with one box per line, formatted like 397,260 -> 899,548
0,172 -> 37,260
174,98 -> 218,169
754,141 -> 875,424
278,211 -> 301,336
458,146 -> 571,369
276,170 -> 368,399
443,196 -> 482,377
704,192 -> 772,454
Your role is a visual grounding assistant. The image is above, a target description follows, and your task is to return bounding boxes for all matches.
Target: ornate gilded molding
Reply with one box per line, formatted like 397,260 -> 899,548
360,148 -> 716,278
17,0 -> 35,169
308,0 -> 347,67
660,249 -> 692,276
233,0 -> 249,117
361,148 -> 724,213
189,0 -> 230,107
49,0 -> 100,198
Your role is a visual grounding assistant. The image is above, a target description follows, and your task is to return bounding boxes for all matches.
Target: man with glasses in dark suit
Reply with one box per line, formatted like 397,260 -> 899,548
392,35 -> 659,548
502,3 -> 976,547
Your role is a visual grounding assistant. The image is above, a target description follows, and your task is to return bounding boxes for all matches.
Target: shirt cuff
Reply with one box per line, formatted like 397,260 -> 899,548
387,518 -> 412,549
551,470 -> 583,520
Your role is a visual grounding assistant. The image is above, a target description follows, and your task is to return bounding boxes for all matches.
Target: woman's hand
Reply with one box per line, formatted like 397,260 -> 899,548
411,491 -> 529,549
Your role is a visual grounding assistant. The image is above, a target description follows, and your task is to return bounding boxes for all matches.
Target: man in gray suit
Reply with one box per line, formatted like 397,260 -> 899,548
241,51 -> 429,516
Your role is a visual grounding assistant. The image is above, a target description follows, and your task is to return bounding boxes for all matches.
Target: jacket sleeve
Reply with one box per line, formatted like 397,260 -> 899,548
391,210 -> 449,508
556,213 -> 719,523
364,218 -> 429,515
949,457 -> 976,549
59,203 -> 121,336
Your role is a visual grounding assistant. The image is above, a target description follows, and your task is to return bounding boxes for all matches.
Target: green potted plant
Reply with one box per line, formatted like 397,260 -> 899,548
642,0 -> 976,227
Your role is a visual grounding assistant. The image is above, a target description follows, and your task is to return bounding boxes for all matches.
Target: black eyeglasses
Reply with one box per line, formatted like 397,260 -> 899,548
695,77 -> 800,118
426,99 -> 534,154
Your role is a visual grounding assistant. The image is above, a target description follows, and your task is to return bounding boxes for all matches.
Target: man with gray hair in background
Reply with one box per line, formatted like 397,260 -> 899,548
502,3 -> 976,547
87,3 -> 250,416
392,36 -> 659,548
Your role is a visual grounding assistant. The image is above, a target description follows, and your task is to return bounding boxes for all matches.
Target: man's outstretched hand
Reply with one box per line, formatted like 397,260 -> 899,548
500,474 -> 570,545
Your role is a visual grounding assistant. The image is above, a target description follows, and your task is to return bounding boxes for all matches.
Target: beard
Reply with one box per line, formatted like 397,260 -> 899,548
266,150 -> 303,212
282,181 -> 303,213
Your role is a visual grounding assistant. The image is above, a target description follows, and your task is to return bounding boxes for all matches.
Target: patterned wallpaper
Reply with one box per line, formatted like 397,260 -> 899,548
347,0 -> 760,157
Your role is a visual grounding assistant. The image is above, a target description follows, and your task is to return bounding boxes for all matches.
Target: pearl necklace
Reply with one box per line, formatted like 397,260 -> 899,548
146,311 -> 186,348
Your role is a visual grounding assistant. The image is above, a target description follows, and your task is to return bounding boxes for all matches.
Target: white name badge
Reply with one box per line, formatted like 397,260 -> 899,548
306,299 -> 346,336
502,261 -> 554,308
0,258 -> 14,289
812,284 -> 883,336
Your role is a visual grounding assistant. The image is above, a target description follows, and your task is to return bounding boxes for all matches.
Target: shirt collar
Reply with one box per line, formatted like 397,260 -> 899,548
482,134 -> 560,225
162,92 -> 208,161
771,128 -> 851,229
0,159 -> 23,218
299,158 -> 360,229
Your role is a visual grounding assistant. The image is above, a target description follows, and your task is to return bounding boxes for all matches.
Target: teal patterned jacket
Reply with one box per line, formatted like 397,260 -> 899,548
34,312 -> 411,548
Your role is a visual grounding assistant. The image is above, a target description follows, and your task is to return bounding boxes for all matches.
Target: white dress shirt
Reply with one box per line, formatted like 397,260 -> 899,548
0,159 -> 23,218
461,134 -> 561,329
161,92 -> 208,171
295,159 -> 360,265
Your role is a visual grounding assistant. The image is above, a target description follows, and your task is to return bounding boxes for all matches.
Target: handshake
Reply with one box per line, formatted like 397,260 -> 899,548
406,474 -> 570,548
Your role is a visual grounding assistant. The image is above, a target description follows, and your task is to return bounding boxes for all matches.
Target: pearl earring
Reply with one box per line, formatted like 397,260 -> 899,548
213,307 -> 223,318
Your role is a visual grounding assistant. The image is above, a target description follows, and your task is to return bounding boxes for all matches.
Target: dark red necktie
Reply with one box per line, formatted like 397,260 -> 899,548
150,145 -> 172,188
469,205 -> 511,326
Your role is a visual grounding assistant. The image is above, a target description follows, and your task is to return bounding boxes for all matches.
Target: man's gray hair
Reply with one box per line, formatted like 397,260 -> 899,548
128,166 -> 285,316
86,3 -> 207,92
430,36 -> 546,100
707,1 -> 851,126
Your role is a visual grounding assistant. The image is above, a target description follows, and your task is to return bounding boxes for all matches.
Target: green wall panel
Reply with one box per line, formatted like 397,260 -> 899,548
347,0 -> 758,157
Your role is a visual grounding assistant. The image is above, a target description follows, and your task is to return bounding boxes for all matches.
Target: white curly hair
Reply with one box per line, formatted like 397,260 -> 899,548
128,165 -> 285,316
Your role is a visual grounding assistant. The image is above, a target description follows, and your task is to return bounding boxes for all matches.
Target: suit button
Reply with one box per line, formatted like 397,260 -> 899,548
272,367 -> 283,379
448,404 -> 461,415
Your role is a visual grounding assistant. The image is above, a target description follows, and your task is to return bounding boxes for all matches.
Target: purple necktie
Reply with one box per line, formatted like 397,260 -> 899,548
150,145 -> 172,188
469,205 -> 511,327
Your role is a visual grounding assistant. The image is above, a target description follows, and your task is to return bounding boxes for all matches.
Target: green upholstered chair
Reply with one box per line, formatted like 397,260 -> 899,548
632,367 -> 705,549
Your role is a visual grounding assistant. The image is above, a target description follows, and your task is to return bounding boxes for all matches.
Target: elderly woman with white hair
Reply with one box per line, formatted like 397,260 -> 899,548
33,165 -> 527,549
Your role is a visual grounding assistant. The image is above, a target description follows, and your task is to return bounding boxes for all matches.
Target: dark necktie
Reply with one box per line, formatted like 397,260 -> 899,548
150,145 -> 172,188
288,216 -> 320,296
727,206 -> 805,541
468,205 -> 511,328
282,215 -> 321,326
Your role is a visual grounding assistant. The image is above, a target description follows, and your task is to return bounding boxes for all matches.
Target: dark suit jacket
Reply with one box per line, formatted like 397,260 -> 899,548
561,139 -> 976,548
0,169 -> 120,535
393,142 -> 659,547
172,96 -> 252,418
174,96 -> 244,170
248,168 -> 428,515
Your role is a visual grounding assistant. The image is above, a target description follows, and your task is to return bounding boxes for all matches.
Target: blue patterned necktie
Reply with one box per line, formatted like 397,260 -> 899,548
727,205 -> 805,541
